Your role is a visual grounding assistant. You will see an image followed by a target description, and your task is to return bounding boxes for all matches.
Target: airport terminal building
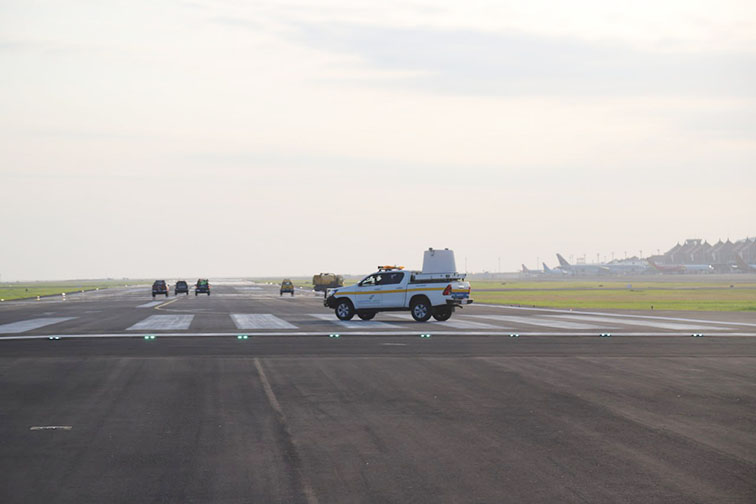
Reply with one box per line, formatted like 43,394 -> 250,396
649,237 -> 756,270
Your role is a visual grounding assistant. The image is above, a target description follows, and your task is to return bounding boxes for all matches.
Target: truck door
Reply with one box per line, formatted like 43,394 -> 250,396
378,272 -> 406,307
353,274 -> 384,309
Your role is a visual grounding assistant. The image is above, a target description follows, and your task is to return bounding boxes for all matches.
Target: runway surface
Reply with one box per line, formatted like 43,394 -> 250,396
1,282 -> 754,503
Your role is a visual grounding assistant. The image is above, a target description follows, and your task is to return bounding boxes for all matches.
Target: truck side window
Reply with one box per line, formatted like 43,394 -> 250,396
384,272 -> 404,285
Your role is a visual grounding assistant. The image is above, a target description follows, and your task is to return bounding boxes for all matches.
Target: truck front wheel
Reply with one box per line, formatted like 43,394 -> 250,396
335,299 -> 355,320
432,306 -> 453,321
410,297 -> 432,322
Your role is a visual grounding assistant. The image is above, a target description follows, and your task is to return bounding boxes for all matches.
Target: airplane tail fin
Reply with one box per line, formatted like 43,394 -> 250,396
556,253 -> 570,267
735,254 -> 754,271
521,264 -> 531,273
542,263 -> 552,272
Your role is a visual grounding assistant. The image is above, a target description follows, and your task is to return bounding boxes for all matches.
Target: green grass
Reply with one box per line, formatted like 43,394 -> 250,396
472,287 -> 756,311
0,280 -> 148,301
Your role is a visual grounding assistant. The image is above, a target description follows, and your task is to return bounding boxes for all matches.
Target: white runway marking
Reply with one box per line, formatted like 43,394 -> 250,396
0,317 -> 76,334
466,314 -> 598,329
309,313 -> 404,329
137,301 -> 163,308
2,331 -> 755,340
0,324 -> 756,342
29,425 -> 72,431
474,304 -> 756,327
385,313 -> 500,329
127,315 -> 194,331
545,314 -> 729,331
231,314 -> 297,330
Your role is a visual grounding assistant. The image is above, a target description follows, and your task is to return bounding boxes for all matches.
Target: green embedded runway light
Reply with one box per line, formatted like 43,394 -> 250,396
237,334 -> 249,340
48,336 -> 60,340
420,333 -> 431,338
329,333 -> 340,338
600,333 -> 612,338
691,333 -> 704,337
143,334 -> 156,340
509,333 -> 519,338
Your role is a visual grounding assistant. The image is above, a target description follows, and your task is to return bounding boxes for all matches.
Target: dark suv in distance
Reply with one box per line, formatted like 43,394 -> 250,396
280,279 -> 294,296
175,280 -> 189,295
152,280 -> 168,298
195,279 -> 210,296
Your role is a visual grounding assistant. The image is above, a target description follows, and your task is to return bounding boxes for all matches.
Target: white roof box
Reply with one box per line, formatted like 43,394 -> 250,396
422,248 -> 457,274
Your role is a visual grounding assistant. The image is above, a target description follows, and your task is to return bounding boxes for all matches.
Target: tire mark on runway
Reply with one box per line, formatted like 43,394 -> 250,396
254,358 -> 319,504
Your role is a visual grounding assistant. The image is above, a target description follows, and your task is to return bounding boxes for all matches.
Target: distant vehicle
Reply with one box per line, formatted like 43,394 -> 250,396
175,280 -> 189,295
324,248 -> 473,322
648,260 -> 713,274
280,279 -> 294,296
152,280 -> 169,298
313,273 -> 343,292
195,279 -> 210,296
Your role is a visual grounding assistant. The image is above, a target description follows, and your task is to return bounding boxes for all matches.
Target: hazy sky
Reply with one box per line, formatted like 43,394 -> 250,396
2,0 -> 755,280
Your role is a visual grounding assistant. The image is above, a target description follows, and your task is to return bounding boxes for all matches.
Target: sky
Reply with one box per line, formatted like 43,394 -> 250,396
1,0 -> 755,280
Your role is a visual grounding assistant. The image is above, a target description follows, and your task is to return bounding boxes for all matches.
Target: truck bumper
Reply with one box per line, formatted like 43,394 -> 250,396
446,299 -> 473,306
324,296 -> 337,308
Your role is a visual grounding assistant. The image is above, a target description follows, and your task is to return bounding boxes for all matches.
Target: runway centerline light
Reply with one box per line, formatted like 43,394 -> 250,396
420,333 -> 431,338
329,333 -> 340,338
600,333 -> 612,338
509,333 -> 519,338
237,334 -> 249,340
144,334 -> 156,340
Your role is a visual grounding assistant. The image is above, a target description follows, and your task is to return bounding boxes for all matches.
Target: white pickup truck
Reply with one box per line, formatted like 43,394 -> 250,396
324,249 -> 473,322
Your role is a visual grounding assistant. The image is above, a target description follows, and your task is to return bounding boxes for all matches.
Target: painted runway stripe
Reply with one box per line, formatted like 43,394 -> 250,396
385,313 -> 500,329
544,314 -> 729,331
231,314 -> 298,330
309,313 -> 404,329
2,331 -> 755,340
465,314 -> 599,330
137,301 -> 163,308
0,317 -> 76,334
127,315 -> 194,331
473,304 -> 756,327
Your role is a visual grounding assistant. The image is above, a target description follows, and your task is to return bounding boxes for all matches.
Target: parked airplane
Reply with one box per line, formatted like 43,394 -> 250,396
556,254 -> 609,275
602,260 -> 651,274
543,262 -> 570,275
735,255 -> 756,272
521,263 -> 569,276
648,260 -> 714,273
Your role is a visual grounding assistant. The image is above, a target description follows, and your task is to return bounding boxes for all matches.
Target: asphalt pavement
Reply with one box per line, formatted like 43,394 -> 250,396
0,282 -> 754,503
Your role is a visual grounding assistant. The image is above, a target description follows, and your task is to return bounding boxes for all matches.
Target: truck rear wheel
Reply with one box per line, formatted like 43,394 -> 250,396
335,299 -> 355,320
357,311 -> 375,320
410,297 -> 432,322
432,306 -> 453,321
